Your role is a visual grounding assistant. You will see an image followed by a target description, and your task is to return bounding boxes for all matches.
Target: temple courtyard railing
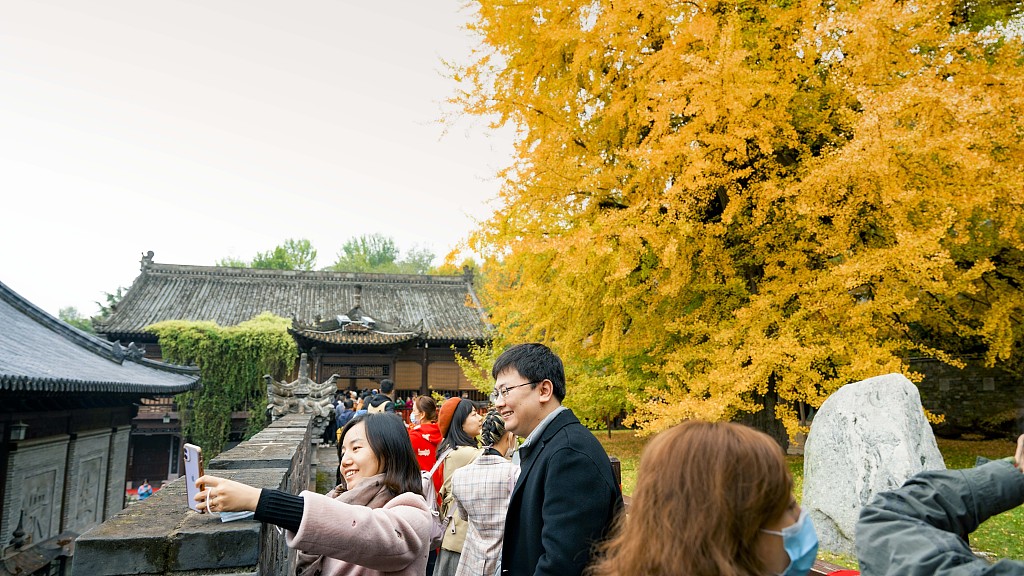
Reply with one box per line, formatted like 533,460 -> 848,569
73,412 -> 315,576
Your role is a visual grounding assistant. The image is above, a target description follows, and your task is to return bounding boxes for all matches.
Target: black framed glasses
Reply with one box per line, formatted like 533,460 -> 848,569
489,380 -> 542,403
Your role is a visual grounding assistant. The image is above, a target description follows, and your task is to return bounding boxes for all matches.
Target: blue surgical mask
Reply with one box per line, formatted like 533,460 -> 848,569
761,508 -> 818,576
410,413 -> 420,425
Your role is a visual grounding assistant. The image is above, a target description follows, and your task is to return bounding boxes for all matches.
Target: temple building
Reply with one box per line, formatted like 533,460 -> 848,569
0,280 -> 200,562
96,251 -> 492,393
92,252 -> 492,488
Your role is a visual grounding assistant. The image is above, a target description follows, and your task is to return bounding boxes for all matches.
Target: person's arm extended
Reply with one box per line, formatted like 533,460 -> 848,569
195,474 -> 306,532
254,489 -> 303,532
534,447 -> 621,576
856,458 -> 1024,576
287,491 -> 431,572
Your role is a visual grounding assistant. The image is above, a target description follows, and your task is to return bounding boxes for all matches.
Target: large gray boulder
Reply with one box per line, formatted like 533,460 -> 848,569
803,373 -> 944,556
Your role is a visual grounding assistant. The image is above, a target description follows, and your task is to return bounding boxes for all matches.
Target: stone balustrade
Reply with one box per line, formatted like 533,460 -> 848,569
73,412 -> 315,576
72,412 -> 859,576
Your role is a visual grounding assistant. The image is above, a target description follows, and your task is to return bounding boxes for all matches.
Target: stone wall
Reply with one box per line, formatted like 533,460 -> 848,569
910,357 -> 1024,436
105,426 -> 132,520
1,406 -> 136,548
64,429 -> 118,536
72,412 -> 315,576
2,436 -> 69,546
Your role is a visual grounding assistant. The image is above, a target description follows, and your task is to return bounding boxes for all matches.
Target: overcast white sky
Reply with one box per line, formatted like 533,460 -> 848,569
1,0 -> 515,317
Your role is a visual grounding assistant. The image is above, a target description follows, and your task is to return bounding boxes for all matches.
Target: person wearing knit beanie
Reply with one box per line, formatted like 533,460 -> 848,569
434,398 -> 484,576
437,397 -> 461,438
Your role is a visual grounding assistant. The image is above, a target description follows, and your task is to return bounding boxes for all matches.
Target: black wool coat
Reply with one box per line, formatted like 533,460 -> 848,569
500,409 -> 624,576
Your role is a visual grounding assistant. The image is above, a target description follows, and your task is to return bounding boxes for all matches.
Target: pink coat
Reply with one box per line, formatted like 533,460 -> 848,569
286,477 -> 431,576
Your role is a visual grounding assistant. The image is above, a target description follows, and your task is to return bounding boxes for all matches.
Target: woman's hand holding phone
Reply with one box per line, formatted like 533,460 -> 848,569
194,475 -> 262,514
183,443 -> 205,512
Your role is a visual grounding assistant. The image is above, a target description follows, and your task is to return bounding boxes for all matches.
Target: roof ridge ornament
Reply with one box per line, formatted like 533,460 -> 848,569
141,250 -> 155,271
126,342 -> 146,361
111,340 -> 125,363
265,353 -> 337,435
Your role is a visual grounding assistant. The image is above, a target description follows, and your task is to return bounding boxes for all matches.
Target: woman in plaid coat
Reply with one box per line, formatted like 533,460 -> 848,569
452,410 -> 519,576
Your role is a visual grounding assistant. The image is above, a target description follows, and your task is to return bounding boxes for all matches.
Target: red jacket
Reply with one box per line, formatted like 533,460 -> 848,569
408,421 -> 443,492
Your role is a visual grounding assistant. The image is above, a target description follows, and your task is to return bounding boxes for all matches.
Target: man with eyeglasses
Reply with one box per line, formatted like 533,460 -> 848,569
491,343 -> 623,576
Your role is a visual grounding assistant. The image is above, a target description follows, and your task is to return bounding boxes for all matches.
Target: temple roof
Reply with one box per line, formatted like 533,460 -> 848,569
289,304 -> 425,347
95,252 -> 491,346
0,280 -> 201,395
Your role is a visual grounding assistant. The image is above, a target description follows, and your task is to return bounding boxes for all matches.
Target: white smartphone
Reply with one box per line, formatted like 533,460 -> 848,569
183,443 -> 205,513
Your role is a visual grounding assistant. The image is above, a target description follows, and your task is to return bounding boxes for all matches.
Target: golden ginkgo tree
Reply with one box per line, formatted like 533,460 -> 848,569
451,0 -> 1024,437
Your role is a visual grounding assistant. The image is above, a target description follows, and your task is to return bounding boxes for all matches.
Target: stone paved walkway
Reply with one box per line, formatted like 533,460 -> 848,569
316,442 -> 340,492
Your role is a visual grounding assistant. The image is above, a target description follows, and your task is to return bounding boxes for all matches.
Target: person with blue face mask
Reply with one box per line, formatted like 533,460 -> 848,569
405,395 -> 445,575
760,503 -> 820,576
407,395 -> 443,481
588,420 -> 820,576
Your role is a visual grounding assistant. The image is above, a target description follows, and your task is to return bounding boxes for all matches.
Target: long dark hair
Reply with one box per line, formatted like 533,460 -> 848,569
439,400 -> 479,452
339,412 -> 422,496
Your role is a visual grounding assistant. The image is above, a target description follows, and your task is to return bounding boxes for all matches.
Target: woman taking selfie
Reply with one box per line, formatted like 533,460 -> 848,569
195,412 -> 431,576
587,420 -> 818,576
433,397 -> 484,576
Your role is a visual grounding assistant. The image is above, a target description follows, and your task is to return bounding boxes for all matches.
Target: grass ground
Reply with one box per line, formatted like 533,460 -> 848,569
594,429 -> 1024,567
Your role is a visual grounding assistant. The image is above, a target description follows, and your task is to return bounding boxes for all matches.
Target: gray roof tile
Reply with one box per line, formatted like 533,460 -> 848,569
0,281 -> 201,394
95,255 -> 491,344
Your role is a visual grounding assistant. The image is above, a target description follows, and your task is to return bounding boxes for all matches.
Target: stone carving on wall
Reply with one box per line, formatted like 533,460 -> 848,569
110,340 -> 147,363
265,375 -> 299,419
24,470 -> 56,544
266,353 -> 336,438
304,373 -> 338,425
75,457 -> 102,528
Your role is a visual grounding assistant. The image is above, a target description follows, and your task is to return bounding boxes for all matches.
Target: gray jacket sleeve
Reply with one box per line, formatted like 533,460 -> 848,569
856,460 -> 1024,576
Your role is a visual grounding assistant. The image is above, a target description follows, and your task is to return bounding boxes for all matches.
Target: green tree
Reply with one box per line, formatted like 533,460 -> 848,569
252,238 -> 318,270
329,234 -> 399,272
455,0 -> 1024,437
327,234 -> 436,274
401,246 -> 438,275
148,312 -> 297,457
217,238 -> 318,271
93,287 -> 126,323
216,256 -> 249,268
59,306 -> 95,333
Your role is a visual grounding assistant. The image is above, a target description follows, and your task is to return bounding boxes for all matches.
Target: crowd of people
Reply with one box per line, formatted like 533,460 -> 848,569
193,343 -> 1024,576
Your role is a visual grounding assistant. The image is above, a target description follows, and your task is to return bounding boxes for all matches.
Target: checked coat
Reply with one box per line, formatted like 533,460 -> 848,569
452,452 -> 520,576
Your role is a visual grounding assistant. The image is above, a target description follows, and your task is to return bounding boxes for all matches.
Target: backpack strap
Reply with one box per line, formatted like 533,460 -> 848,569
429,448 -> 452,476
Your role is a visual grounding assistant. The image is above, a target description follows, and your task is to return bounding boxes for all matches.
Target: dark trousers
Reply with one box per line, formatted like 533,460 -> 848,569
426,548 -> 437,576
